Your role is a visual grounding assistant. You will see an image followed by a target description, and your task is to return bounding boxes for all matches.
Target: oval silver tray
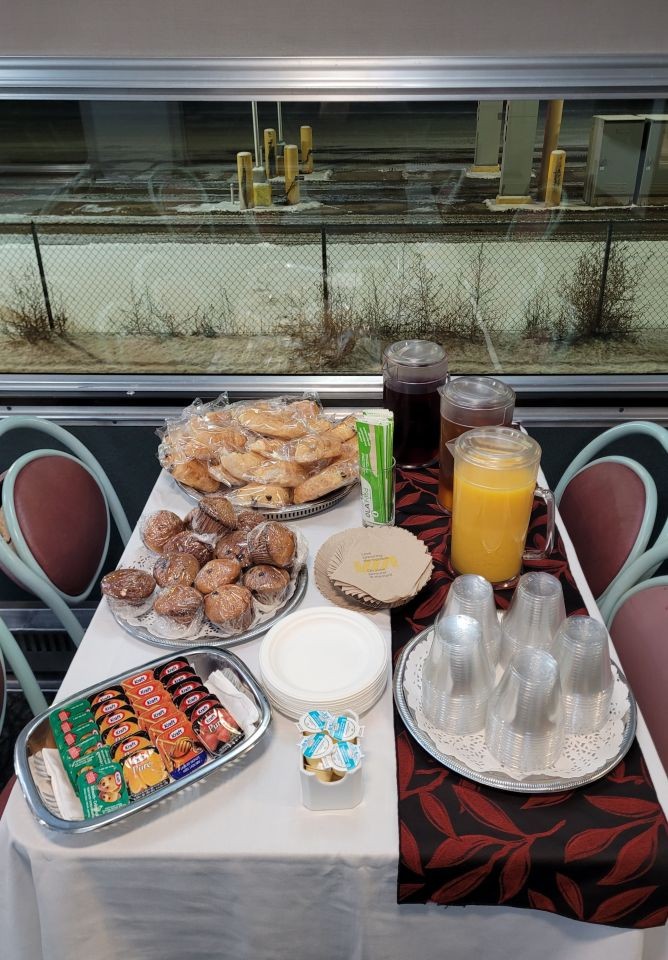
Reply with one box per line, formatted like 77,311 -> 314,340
393,626 -> 637,794
14,646 -> 271,834
111,567 -> 308,650
171,474 -> 355,520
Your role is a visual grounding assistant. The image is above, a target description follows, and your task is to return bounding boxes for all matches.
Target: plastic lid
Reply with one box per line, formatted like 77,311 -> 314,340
382,340 -> 448,385
442,376 -> 515,412
453,426 -> 541,471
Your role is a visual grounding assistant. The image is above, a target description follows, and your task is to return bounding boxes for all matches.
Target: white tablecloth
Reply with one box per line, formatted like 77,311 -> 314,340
1,471 -> 666,960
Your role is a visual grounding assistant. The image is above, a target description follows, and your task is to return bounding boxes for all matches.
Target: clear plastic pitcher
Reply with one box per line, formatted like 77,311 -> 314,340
449,426 -> 555,586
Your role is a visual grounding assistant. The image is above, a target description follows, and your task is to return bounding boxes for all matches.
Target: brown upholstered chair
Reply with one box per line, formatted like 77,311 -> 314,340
555,422 -> 668,606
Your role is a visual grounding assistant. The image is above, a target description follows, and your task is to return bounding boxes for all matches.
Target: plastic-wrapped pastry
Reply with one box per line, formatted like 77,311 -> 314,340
235,510 -> 265,532
327,415 -> 357,443
340,436 -> 359,460
204,584 -> 254,632
293,458 -> 359,504
216,452 -> 266,482
153,585 -> 204,628
195,559 -> 242,594
153,553 -> 200,588
162,532 -> 213,566
187,495 -> 237,535
248,459 -> 308,487
291,433 -> 343,464
247,437 -> 285,459
207,460 -> 245,487
214,531 -> 252,568
285,398 -> 321,420
243,565 -> 291,604
247,522 -> 296,568
141,511 -> 186,553
229,484 -> 292,508
168,457 -> 221,493
101,569 -> 156,617
234,408 -> 309,440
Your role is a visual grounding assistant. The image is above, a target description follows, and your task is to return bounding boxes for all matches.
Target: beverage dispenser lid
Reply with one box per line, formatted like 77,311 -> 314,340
442,375 -> 515,411
383,341 -> 448,383
454,426 -> 541,471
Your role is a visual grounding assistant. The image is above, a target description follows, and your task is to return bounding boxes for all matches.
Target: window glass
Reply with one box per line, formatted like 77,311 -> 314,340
1,98 -> 666,375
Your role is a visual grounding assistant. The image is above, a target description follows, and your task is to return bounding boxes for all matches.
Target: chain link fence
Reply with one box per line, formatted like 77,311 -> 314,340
1,220 -> 667,352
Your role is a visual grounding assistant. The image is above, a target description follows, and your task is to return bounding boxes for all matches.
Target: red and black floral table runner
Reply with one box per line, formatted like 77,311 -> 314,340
392,466 -> 668,928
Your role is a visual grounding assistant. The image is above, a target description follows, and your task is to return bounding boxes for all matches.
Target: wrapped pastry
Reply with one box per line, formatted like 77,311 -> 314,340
247,522 -> 296,568
153,553 -> 200,589
328,415 -> 357,443
207,460 -> 245,487
153,585 -> 204,638
204,584 -> 254,633
216,452 -> 266,482
214,531 -> 252,568
234,408 -> 309,440
141,511 -> 186,553
228,484 -> 292,509
248,459 -> 308,487
293,458 -> 359,504
243,565 -> 291,604
101,569 -> 156,617
291,433 -> 343,464
168,456 -> 221,494
195,559 -> 242,594
187,495 -> 237,535
235,510 -> 265,532
161,532 -> 213,566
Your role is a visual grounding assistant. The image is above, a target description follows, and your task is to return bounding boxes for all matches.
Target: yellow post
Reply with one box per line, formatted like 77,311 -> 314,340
538,100 -> 564,201
264,128 -> 276,180
545,149 -> 566,207
236,151 -> 254,209
300,125 -> 313,174
284,144 -> 300,204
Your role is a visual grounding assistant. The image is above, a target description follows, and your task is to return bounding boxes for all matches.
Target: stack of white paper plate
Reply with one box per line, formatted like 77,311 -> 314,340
259,607 -> 390,719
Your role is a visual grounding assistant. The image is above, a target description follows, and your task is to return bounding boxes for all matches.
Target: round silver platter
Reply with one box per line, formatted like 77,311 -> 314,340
172,475 -> 356,521
111,567 -> 308,650
393,626 -> 637,794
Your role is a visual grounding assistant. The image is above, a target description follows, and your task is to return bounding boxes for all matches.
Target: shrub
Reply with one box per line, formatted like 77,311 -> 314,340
0,269 -> 68,344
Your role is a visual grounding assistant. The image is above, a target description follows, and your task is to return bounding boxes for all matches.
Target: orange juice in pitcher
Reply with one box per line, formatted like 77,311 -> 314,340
450,427 -> 555,586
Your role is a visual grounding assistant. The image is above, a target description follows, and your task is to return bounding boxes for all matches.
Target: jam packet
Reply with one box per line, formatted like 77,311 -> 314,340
192,704 -> 244,756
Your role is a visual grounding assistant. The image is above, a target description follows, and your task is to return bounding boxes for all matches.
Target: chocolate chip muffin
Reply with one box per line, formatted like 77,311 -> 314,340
101,569 -> 156,605
247,522 -> 296,568
204,584 -> 254,632
141,511 -> 186,553
153,553 -> 200,588
235,510 -> 265,533
153,585 -> 203,626
214,530 -> 252,568
188,495 -> 237,536
194,559 -> 241,594
162,531 -> 213,566
243,565 -> 291,604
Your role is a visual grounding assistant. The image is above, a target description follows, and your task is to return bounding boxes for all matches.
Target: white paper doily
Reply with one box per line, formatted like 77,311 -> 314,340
109,528 -> 308,644
404,630 -> 632,783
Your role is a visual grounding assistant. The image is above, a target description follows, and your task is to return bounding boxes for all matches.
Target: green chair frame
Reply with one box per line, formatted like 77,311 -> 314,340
0,615 -> 48,718
0,416 -> 131,646
600,542 -> 668,625
555,421 -> 668,606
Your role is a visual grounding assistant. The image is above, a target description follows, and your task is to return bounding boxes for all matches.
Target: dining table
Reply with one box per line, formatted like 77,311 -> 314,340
0,458 -> 666,960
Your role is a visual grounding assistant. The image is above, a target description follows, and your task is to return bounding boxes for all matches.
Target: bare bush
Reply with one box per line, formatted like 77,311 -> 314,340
522,288 -> 552,340
0,269 -> 68,344
120,284 -> 243,339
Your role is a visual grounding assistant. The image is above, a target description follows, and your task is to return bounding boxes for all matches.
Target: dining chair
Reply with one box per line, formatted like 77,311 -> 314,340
602,542 -> 668,773
0,615 -> 48,819
555,421 -> 668,606
0,416 -> 131,646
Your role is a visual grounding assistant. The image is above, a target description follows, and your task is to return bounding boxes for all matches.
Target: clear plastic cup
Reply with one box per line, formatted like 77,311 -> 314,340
438,574 -> 501,667
499,572 -> 566,669
421,614 -> 494,736
554,616 -> 614,734
485,647 -> 565,775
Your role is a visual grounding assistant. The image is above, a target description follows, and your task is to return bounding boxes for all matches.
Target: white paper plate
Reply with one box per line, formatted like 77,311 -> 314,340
259,607 -> 389,707
262,666 -> 389,718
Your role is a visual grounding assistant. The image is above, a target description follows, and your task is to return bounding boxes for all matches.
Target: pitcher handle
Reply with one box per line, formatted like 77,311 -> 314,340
523,486 -> 555,561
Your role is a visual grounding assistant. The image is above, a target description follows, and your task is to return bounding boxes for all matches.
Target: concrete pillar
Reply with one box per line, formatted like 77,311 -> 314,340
471,100 -> 504,173
496,101 -> 540,204
545,149 -> 566,207
538,100 -> 564,201
284,145 -> 300,204
300,125 -> 314,173
264,128 -> 277,179
237,151 -> 254,209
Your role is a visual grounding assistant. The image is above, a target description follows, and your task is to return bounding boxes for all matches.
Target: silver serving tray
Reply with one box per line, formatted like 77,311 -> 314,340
110,567 -> 309,650
393,627 -> 637,794
172,474 -> 356,520
14,646 -> 271,834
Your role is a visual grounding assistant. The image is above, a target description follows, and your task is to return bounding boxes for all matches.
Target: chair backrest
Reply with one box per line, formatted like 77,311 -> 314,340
2,451 -> 110,603
0,645 -> 6,735
557,456 -> 655,600
608,577 -> 668,773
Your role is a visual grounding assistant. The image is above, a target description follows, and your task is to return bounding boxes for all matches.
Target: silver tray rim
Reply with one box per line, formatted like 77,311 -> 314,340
393,626 -> 638,794
110,566 -> 309,650
171,473 -> 356,520
14,645 -> 272,834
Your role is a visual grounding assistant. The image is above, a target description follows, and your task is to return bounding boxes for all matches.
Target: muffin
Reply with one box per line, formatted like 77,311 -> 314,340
214,531 -> 252,568
195,559 -> 241,594
243,565 -> 291,605
235,510 -> 265,533
153,553 -> 200,588
247,522 -> 296,568
162,532 -> 213,567
187,496 -> 237,536
141,511 -> 186,553
204,585 -> 254,633
101,569 -> 156,616
153,585 -> 203,628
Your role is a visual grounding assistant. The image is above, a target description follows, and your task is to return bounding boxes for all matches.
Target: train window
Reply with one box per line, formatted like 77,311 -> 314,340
1,98 -> 667,377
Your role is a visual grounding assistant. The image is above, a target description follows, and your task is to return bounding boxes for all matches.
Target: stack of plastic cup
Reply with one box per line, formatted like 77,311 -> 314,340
485,647 -> 565,775
421,614 -> 494,736
438,574 -> 501,667
499,572 -> 566,669
554,616 -> 614,734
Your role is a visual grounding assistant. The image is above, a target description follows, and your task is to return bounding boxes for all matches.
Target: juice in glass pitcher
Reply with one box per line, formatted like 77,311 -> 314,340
450,427 -> 554,586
